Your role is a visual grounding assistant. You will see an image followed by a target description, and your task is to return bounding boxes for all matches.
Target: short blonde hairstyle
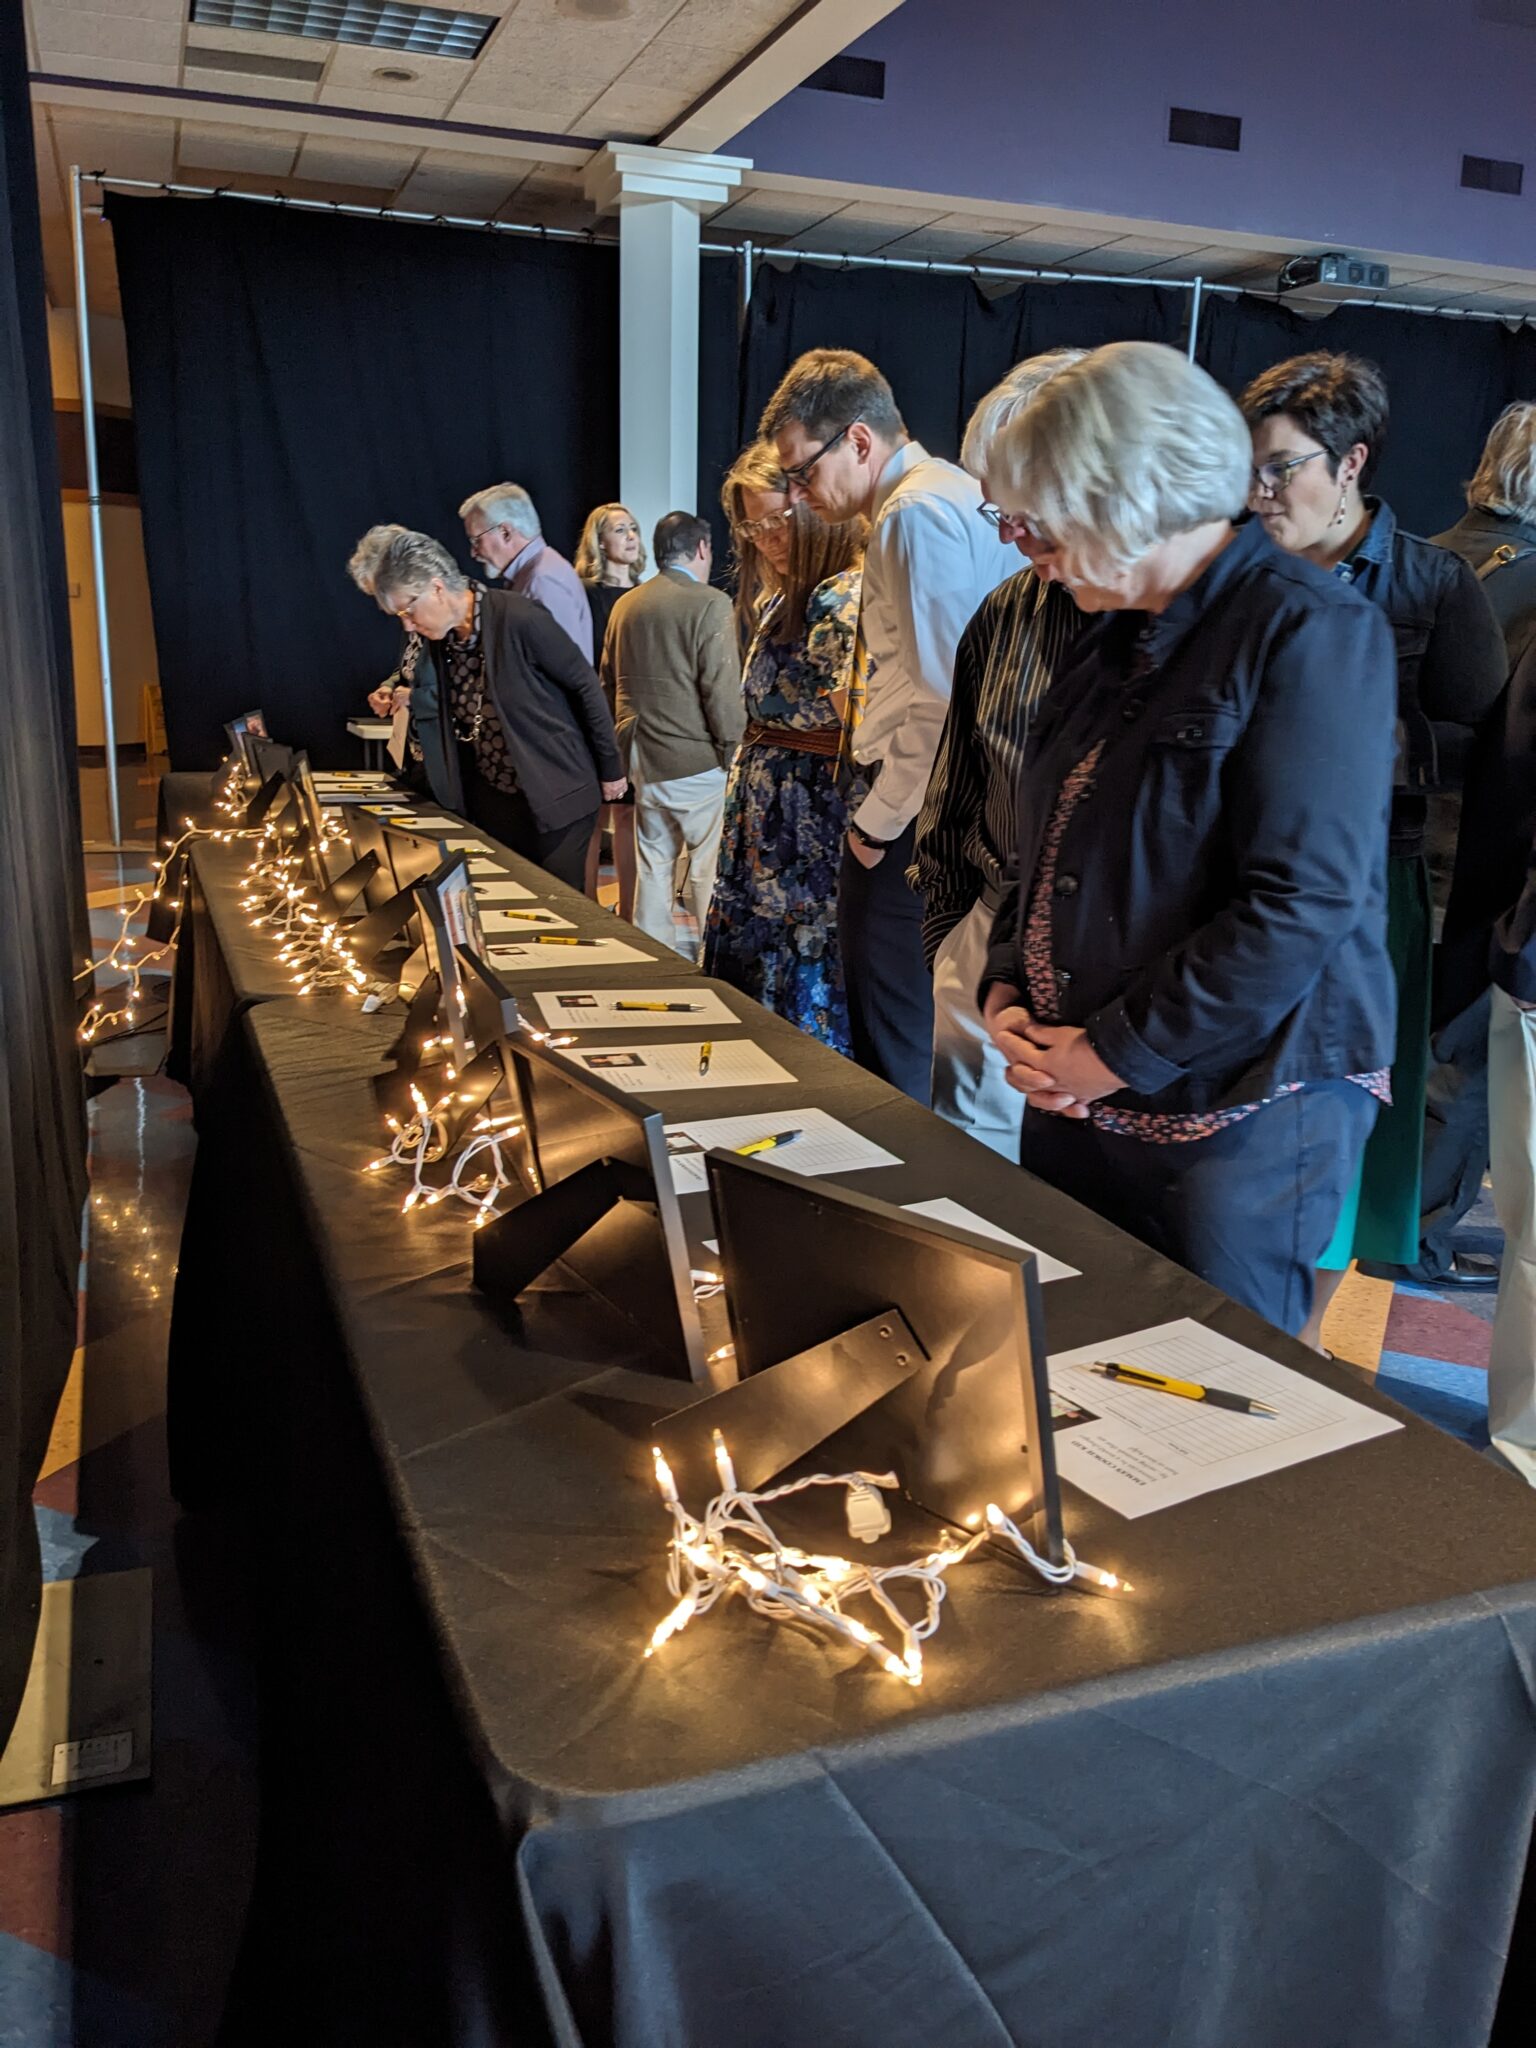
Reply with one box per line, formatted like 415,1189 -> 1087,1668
574,503 -> 646,586
960,348 -> 1089,479
347,523 -> 408,595
987,341 -> 1252,570
1469,402 -> 1536,522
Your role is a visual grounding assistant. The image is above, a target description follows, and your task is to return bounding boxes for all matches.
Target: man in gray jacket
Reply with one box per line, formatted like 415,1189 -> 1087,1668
605,512 -> 742,953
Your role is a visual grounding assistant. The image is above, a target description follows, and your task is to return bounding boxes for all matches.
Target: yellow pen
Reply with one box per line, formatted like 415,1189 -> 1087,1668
697,1041 -> 713,1076
1086,1362 -> 1277,1417
616,1000 -> 702,1013
734,1128 -> 802,1156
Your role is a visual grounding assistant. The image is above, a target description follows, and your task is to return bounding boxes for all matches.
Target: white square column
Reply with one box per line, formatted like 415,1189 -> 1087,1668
584,144 -> 748,559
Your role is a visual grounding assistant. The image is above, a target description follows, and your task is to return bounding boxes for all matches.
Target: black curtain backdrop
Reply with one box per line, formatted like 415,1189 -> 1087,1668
737,261 -> 1187,460
698,249 -> 743,566
0,0 -> 90,1745
107,194 -> 624,768
1199,293 -> 1536,538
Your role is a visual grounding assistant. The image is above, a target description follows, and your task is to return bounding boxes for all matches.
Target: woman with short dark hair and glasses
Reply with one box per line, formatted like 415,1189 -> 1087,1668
702,442 -> 868,1051
1241,350 -> 1506,1340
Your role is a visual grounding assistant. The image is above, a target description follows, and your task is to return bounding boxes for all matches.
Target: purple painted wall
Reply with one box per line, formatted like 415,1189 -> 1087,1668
729,0 -> 1536,272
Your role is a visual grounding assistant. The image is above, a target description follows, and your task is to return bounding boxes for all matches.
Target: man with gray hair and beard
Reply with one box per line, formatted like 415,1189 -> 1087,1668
913,349 -> 1089,1155
460,481 -> 594,662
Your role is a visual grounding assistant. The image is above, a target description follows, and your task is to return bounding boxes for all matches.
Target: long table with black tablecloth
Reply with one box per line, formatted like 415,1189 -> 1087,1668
164,798 -> 1536,2048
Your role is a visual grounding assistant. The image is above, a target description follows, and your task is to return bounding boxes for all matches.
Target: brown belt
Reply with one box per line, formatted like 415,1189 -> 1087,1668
740,719 -> 842,759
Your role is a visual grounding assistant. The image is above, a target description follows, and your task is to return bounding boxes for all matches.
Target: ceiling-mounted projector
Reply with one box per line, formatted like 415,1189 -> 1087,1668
1278,252 -> 1391,294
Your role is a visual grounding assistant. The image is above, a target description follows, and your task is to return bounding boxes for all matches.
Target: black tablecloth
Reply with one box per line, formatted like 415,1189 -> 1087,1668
169,998 -> 1536,2048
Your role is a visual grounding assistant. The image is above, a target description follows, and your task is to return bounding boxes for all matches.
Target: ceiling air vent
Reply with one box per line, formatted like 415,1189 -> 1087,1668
188,1 -> 497,60
1168,105 -> 1242,152
802,55 -> 886,100
185,44 -> 327,81
1462,153 -> 1524,194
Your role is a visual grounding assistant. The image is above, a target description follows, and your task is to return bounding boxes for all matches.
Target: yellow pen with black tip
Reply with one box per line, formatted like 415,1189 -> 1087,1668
734,1128 -> 802,1156
697,1041 -> 713,1076
1086,1362 -> 1278,1417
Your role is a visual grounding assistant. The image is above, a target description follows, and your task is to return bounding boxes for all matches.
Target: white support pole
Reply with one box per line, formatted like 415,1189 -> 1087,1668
1187,274 -> 1205,363
585,145 -> 747,556
68,165 -> 121,846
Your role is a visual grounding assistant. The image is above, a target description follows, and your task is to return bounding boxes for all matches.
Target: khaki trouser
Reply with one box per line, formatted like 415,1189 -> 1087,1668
1488,986 -> 1536,1486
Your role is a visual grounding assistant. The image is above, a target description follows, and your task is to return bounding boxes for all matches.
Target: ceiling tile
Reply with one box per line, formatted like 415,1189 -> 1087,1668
669,0 -> 794,55
314,81 -> 460,119
1070,236 -> 1207,275
980,227 -> 1121,268
178,121 -> 303,174
874,223 -> 1019,264
35,0 -> 188,17
48,108 -> 178,183
30,5 -> 183,63
789,205 -> 944,257
35,52 -> 181,84
707,192 -> 840,239
394,151 -> 523,215
322,41 -> 474,95
294,136 -> 421,186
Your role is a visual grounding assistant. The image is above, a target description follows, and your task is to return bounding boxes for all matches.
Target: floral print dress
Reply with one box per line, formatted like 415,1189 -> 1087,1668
703,569 -> 865,1053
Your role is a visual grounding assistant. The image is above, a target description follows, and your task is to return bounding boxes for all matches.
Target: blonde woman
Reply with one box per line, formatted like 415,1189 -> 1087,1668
702,443 -> 867,1051
576,503 -> 645,911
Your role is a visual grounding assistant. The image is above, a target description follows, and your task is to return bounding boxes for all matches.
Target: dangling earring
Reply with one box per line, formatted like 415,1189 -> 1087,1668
1330,484 -> 1350,528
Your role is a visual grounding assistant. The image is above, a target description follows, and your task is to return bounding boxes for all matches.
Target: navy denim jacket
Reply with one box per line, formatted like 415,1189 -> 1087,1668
983,518 -> 1399,1114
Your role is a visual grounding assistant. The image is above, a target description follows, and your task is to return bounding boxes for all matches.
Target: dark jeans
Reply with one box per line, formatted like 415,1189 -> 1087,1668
1020,1081 -> 1380,1335
465,773 -> 595,894
1398,989 -> 1493,1281
837,817 -> 934,1105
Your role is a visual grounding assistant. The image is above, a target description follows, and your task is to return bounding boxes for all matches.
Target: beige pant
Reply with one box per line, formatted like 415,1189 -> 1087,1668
930,897 -> 1023,1159
1488,986 -> 1536,1486
633,766 -> 726,958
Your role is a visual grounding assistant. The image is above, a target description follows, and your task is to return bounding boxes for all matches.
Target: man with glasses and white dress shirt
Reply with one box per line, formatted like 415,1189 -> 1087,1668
761,349 -> 1014,1105
460,482 -> 594,663
913,351 -> 1089,1154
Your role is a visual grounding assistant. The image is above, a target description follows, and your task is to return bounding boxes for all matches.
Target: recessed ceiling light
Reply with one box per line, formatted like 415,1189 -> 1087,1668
188,1 -> 498,61
373,64 -> 419,82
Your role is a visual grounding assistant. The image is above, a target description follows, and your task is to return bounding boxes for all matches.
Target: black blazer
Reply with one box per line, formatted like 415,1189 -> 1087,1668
410,589 -> 623,833
984,518 -> 1399,1115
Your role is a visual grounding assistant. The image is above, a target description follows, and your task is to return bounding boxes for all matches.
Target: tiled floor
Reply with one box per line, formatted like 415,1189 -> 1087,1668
0,775 -> 1518,2042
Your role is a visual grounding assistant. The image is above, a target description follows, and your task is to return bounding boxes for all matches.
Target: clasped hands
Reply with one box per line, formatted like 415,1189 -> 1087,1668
981,983 -> 1124,1119
367,683 -> 411,718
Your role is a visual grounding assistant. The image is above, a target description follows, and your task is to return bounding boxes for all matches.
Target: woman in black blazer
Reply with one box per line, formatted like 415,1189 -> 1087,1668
369,530 -> 627,890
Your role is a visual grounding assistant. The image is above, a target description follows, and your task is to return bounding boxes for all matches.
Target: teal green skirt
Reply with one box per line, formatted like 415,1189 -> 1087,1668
1318,853 -> 1430,1270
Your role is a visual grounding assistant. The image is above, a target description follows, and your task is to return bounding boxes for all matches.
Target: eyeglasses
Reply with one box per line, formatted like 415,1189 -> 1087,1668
386,587 -> 437,625
781,417 -> 862,488
737,508 -> 793,540
465,522 -> 505,556
1251,451 -> 1326,496
978,503 -> 1057,549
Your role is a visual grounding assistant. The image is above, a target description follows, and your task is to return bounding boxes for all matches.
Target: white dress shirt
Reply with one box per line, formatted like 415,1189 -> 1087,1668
852,441 -> 1015,845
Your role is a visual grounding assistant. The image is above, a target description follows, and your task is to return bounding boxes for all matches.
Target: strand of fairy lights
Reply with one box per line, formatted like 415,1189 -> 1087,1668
77,813 -> 268,1043
365,1079 -> 524,1228
237,821 -> 373,999
646,1435 -> 1130,1688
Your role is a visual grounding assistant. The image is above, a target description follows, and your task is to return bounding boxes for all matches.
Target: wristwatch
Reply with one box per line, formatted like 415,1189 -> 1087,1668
848,822 -> 894,852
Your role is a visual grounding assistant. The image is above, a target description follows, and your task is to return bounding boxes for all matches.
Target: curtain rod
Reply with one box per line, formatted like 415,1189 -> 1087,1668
83,172 -> 1532,326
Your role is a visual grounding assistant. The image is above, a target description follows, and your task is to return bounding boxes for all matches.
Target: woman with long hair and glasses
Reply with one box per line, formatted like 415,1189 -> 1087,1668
1241,352 -> 1505,1343
575,503 -> 646,913
702,443 -> 868,1051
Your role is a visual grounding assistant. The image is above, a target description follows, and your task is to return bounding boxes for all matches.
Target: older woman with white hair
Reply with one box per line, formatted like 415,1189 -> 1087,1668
459,482 -> 594,661
366,529 -> 625,889
912,347 -> 1087,1156
978,341 -> 1399,1336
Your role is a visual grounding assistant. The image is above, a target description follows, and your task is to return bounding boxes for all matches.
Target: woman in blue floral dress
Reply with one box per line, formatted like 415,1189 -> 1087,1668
703,442 -> 868,1052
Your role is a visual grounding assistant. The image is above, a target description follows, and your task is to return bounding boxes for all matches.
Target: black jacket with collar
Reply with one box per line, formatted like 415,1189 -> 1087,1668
983,517 -> 1399,1115
409,588 -> 622,831
1436,508 -> 1536,1019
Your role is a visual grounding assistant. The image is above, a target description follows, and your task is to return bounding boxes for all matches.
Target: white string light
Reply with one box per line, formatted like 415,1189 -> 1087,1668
236,815 -> 373,1000
364,1079 -> 523,1228
645,1433 -> 1130,1687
